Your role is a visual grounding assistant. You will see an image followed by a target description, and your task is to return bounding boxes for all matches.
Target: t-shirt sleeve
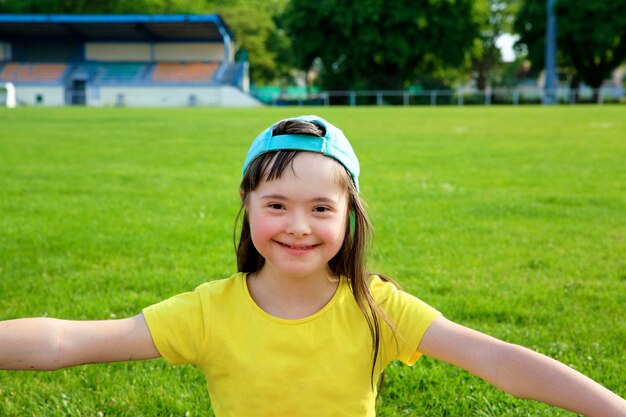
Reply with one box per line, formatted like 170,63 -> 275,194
372,277 -> 441,366
143,289 -> 207,366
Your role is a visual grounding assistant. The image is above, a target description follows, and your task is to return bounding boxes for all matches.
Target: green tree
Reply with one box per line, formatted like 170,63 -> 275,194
281,0 -> 479,90
469,0 -> 520,90
211,0 -> 293,85
0,0 -> 207,14
514,0 -> 626,102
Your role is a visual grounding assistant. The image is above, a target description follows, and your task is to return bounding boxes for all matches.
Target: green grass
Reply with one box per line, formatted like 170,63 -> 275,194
1,106 -> 625,416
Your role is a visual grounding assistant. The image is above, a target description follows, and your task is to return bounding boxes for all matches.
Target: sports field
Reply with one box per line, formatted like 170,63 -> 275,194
0,106 -> 624,416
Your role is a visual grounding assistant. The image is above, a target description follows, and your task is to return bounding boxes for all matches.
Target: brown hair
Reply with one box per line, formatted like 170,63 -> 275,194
234,119 -> 398,392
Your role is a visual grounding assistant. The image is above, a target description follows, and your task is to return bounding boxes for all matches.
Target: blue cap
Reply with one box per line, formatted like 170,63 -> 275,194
242,115 -> 360,191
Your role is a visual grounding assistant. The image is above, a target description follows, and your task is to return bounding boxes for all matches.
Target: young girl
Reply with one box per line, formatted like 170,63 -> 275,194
1,115 -> 625,416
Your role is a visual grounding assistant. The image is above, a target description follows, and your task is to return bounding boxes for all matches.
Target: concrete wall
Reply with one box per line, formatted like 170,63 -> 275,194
14,85 -> 65,106
85,42 -> 224,62
12,84 -> 260,107
154,42 -> 223,61
0,42 -> 11,60
88,85 -> 260,107
16,85 -> 263,107
86,43 -> 151,61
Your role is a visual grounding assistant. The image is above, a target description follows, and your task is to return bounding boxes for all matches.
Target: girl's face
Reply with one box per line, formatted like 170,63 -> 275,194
245,152 -> 349,281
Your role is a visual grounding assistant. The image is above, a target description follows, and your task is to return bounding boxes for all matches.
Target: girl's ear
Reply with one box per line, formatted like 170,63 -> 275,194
239,189 -> 245,201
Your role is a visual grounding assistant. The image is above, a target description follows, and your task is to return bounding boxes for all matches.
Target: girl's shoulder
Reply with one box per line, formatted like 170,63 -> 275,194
368,274 -> 438,313
193,272 -> 246,299
368,274 -> 403,304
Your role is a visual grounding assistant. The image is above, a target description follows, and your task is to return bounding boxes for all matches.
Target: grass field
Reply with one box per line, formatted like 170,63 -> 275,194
0,106 -> 625,416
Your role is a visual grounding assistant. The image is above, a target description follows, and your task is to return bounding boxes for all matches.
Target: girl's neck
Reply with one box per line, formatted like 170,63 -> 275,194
247,267 -> 340,320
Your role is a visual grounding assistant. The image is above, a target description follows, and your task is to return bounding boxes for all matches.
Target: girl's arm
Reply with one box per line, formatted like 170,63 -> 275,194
418,316 -> 626,417
0,314 -> 160,371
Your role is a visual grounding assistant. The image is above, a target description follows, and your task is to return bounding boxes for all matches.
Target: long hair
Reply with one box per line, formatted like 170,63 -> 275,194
234,119 -> 398,393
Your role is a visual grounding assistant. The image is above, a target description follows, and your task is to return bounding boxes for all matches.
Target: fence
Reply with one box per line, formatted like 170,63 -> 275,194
262,87 -> 625,106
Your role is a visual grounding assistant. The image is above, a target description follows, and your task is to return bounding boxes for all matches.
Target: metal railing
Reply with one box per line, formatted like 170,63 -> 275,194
263,87 -> 625,106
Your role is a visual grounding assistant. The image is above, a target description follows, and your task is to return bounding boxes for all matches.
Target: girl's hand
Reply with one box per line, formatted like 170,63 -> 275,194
418,316 -> 626,417
0,314 -> 160,371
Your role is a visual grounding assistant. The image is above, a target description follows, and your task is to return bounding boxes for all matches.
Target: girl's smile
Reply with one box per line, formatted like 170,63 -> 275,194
274,241 -> 320,254
245,152 -> 349,281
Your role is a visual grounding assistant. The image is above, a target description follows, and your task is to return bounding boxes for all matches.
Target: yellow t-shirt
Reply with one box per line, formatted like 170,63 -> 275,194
143,273 -> 440,417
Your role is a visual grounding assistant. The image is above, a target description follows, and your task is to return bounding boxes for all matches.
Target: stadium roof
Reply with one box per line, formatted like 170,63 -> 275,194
0,14 -> 234,42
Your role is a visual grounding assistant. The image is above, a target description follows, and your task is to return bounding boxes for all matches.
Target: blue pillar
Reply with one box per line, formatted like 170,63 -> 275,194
544,0 -> 557,105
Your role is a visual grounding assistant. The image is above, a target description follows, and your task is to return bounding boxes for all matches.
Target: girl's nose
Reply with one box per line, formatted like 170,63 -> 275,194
286,211 -> 311,237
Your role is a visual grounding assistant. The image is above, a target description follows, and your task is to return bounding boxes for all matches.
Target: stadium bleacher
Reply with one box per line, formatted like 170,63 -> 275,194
151,62 -> 219,83
0,63 -> 68,83
0,62 -> 223,85
94,63 -> 146,83
0,14 -> 257,106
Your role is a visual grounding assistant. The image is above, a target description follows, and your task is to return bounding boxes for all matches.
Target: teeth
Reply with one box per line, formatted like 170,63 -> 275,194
282,242 -> 314,249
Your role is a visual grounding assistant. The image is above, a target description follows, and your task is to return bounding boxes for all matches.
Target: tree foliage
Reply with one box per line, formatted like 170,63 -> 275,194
515,0 -> 626,95
469,0 -> 519,90
210,0 -> 292,85
9,0 -> 624,92
0,0 -> 208,14
281,0 -> 479,90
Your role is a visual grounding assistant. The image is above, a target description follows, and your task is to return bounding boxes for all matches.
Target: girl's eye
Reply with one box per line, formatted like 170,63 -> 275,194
313,206 -> 330,213
269,203 -> 284,210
